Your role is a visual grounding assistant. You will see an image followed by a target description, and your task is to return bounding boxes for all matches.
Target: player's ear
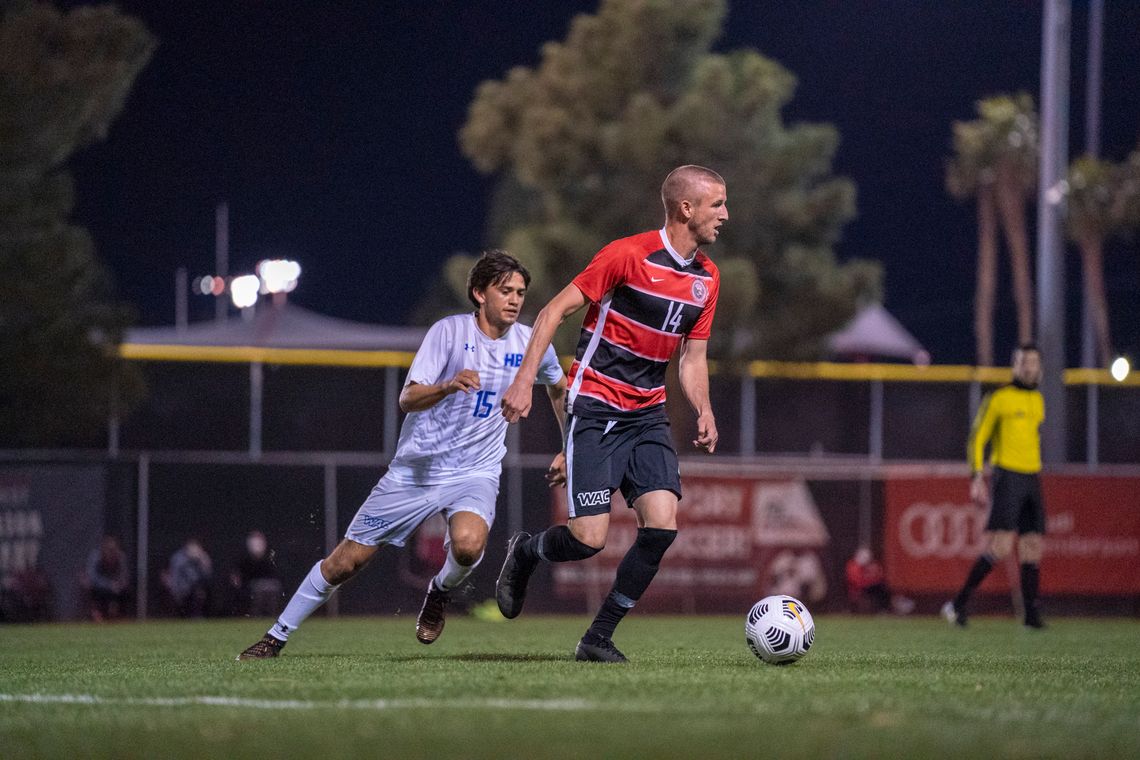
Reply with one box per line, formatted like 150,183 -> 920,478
471,287 -> 486,306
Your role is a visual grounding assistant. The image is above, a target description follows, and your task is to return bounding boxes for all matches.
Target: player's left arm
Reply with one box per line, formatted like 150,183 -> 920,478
678,336 -> 717,454
544,374 -> 569,486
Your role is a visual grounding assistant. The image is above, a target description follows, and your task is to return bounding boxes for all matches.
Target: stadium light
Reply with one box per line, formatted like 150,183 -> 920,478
257,259 -> 301,294
193,275 -> 226,296
230,274 -> 260,309
1110,356 -> 1130,382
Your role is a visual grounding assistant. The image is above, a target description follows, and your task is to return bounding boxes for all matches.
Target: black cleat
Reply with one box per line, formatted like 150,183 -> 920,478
1023,611 -> 1046,630
496,531 -> 535,619
236,634 -> 285,661
416,580 -> 451,644
941,600 -> 967,627
575,635 -> 628,664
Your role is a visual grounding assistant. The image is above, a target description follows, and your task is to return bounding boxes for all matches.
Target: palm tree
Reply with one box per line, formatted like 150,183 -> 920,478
1066,156 -> 1117,366
1113,146 -> 1140,243
947,94 -> 1039,365
947,120 -> 1000,366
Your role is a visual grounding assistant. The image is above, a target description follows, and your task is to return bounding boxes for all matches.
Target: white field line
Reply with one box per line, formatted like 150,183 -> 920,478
5,694 -> 1131,729
0,693 -> 659,713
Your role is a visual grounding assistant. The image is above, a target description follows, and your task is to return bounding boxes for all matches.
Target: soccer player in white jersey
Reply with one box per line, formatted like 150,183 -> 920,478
238,251 -> 566,659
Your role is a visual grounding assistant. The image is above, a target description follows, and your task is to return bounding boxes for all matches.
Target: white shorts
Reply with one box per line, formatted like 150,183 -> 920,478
344,475 -> 499,548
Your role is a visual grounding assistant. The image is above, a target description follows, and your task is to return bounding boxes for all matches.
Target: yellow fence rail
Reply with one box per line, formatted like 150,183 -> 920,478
119,343 -> 1138,386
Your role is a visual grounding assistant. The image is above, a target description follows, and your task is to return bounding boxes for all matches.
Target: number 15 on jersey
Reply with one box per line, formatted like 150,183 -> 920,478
473,390 -> 497,418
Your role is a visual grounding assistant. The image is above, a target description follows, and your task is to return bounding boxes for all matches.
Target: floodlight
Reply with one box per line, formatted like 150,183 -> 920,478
1110,356 -> 1130,382
231,274 -> 260,309
257,259 -> 301,294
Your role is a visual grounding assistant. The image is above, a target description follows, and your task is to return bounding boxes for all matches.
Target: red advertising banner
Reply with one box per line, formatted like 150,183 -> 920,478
884,474 -> 1140,594
550,476 -> 833,610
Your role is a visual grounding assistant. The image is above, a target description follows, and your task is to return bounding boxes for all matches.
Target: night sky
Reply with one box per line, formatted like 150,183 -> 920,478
64,1 -> 1140,365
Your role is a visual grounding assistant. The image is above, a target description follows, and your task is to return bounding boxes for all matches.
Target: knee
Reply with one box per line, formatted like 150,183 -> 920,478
987,533 -> 1015,560
1018,534 -> 1043,562
569,522 -> 606,551
636,526 -> 677,558
449,530 -> 487,567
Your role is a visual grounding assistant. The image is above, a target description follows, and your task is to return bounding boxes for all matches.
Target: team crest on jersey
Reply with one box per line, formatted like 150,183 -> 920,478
691,278 -> 708,304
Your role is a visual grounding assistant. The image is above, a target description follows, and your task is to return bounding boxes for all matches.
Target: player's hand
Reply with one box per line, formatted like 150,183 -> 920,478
545,451 -> 567,488
500,377 -> 533,423
446,369 -> 481,395
970,474 -> 988,507
693,411 -> 718,454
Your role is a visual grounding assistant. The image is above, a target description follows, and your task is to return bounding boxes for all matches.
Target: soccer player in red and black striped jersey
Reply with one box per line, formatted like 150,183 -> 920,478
495,165 -> 726,662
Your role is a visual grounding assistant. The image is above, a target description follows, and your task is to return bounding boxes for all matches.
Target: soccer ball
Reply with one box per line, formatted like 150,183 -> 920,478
745,595 -> 815,665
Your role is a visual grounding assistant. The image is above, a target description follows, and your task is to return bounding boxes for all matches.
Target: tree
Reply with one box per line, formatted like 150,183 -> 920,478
1066,144 -> 1140,368
1066,156 -> 1117,367
452,0 -> 879,359
0,3 -> 154,446
947,116 -> 1000,367
947,93 -> 1038,366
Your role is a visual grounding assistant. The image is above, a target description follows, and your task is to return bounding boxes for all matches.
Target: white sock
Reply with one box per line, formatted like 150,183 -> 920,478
432,547 -> 482,592
269,561 -> 337,641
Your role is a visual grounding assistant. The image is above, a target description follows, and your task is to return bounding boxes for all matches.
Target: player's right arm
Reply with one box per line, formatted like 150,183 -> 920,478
500,283 -> 587,422
968,391 -> 999,505
399,370 -> 481,413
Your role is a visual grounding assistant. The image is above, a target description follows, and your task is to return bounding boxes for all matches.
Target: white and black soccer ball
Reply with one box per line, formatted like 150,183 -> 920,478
745,595 -> 815,665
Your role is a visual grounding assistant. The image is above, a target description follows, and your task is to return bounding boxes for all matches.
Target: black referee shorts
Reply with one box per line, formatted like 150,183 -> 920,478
565,413 -> 681,518
986,467 -> 1046,534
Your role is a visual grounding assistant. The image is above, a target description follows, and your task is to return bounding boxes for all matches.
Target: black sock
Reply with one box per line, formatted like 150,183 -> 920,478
517,525 -> 600,564
585,527 -> 676,642
1020,562 -> 1040,616
954,554 -> 994,611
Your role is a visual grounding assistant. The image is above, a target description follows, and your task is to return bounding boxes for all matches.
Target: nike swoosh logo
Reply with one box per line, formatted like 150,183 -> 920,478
651,277 -> 665,282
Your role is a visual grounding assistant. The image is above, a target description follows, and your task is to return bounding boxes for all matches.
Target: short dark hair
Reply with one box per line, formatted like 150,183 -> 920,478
661,165 -> 726,215
467,249 -> 530,308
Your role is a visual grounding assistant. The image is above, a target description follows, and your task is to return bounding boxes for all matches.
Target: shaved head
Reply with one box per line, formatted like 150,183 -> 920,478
661,165 -> 725,216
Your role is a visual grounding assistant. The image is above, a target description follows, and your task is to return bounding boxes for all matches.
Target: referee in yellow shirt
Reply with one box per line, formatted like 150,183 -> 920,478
943,344 -> 1046,629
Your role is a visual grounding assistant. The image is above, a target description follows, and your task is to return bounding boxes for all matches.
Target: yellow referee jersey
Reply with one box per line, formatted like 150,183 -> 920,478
968,383 -> 1045,474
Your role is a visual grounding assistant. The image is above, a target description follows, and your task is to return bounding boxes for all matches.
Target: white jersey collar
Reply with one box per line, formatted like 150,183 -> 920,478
659,227 -> 697,267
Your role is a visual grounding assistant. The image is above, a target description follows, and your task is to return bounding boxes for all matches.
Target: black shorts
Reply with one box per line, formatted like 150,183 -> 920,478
565,413 -> 681,518
987,467 -> 1046,534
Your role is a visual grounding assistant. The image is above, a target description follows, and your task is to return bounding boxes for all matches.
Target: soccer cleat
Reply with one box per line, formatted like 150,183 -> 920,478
941,600 -> 967,627
236,634 -> 285,660
1023,610 -> 1046,630
415,580 -> 451,644
574,635 -> 628,664
496,531 -> 535,619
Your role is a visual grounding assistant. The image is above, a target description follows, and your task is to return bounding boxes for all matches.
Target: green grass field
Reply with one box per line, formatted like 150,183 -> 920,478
2,614 -> 1138,759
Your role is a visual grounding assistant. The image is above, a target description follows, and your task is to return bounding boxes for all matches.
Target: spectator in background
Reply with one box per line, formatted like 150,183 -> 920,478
2,562 -> 53,622
229,530 -> 281,616
82,534 -> 130,621
163,537 -> 212,617
846,546 -> 913,615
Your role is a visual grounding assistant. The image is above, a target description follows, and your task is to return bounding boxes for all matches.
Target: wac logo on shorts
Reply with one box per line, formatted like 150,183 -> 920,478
576,489 -> 610,508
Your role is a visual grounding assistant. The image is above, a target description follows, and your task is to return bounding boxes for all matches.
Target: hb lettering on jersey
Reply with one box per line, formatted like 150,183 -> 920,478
503,353 -> 523,367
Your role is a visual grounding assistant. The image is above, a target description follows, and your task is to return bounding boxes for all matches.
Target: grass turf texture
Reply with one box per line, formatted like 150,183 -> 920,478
1,615 -> 1138,759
